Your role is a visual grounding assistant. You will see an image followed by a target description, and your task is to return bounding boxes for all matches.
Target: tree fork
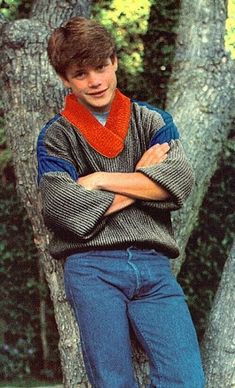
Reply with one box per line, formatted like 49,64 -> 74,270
0,0 -> 234,386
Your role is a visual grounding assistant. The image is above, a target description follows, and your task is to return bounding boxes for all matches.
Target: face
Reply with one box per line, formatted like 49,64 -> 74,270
61,57 -> 118,113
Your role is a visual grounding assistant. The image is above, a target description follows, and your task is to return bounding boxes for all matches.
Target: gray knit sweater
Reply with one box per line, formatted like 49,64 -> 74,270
37,96 -> 194,260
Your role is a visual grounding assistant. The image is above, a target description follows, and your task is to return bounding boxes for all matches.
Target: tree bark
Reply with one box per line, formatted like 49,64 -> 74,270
0,2 -> 92,386
201,241 -> 235,387
39,262 -> 49,370
165,0 -> 235,274
0,0 -> 234,386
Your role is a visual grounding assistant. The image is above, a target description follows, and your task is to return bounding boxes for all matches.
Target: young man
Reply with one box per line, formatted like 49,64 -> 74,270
37,17 -> 205,388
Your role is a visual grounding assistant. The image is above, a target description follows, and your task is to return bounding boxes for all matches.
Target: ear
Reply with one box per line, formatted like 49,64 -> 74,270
113,56 -> 118,72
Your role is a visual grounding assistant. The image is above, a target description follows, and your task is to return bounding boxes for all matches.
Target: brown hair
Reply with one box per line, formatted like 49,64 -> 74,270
47,17 -> 116,79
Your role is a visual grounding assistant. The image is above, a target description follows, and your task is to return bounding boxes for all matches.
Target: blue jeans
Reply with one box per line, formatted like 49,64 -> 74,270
64,248 -> 205,388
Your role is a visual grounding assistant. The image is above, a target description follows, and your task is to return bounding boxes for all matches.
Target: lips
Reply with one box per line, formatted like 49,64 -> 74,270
88,89 -> 108,97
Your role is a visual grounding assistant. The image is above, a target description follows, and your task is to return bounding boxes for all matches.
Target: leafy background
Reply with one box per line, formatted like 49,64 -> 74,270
0,0 -> 234,383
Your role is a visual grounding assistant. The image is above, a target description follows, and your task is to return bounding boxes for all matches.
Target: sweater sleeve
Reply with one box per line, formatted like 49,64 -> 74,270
37,119 -> 115,240
136,110 -> 195,211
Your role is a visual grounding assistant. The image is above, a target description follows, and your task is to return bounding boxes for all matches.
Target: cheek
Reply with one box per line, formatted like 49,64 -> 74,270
109,72 -> 117,85
72,83 -> 84,93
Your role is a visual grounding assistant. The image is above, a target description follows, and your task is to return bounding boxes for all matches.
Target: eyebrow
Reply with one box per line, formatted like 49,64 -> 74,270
72,68 -> 86,76
70,60 -> 110,78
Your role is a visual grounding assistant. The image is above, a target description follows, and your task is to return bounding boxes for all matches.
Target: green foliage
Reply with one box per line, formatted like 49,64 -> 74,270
0,116 -> 15,185
178,131 -> 235,341
0,0 -> 32,20
0,148 -> 12,171
0,123 -> 60,380
0,0 -> 21,20
0,181 -> 61,380
0,125 -> 12,173
225,0 -> 235,58
92,0 -> 180,107
142,0 -> 180,107
92,0 -> 153,98
0,183 -> 38,379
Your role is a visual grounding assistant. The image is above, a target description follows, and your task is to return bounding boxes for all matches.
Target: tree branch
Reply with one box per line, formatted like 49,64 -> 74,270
30,0 -> 91,29
165,0 -> 235,274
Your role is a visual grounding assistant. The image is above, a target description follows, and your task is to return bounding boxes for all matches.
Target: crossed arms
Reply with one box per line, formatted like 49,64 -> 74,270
38,117 -> 195,241
78,143 -> 171,216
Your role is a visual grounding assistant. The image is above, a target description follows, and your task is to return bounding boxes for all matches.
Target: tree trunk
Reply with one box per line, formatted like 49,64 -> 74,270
165,0 -> 235,274
39,262 -> 49,370
0,0 -> 234,386
201,241 -> 235,387
0,2 -> 92,386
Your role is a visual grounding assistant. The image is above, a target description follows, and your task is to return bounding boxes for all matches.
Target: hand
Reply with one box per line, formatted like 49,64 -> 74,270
135,143 -> 170,169
77,172 -> 104,190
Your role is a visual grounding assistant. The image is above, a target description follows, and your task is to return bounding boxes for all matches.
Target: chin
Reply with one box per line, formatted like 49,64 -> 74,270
92,100 -> 111,111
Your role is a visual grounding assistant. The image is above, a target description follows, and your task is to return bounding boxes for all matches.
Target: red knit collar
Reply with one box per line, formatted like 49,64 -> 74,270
61,89 -> 131,158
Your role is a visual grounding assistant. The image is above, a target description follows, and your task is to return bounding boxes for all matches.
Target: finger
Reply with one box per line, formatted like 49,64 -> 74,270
148,147 -> 168,159
159,142 -> 170,152
137,143 -> 170,166
161,154 -> 168,161
149,142 -> 170,152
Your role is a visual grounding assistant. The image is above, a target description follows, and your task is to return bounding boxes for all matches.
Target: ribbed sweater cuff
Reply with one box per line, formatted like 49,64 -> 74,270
136,141 -> 194,209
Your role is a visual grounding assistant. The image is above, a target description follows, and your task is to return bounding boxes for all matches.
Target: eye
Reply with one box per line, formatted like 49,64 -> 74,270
74,71 -> 86,80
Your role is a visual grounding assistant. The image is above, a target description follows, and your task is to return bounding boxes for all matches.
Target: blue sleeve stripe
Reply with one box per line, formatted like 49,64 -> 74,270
132,100 -> 180,147
37,114 -> 61,148
37,114 -> 79,184
149,121 -> 179,147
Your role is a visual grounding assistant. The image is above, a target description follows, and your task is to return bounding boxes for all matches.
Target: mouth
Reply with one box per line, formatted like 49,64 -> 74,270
88,89 -> 108,97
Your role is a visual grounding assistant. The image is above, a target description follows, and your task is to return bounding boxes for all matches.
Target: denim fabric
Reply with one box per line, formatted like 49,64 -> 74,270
64,248 -> 205,388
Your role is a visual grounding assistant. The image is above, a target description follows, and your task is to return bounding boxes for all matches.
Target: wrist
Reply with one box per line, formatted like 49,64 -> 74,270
96,171 -> 109,190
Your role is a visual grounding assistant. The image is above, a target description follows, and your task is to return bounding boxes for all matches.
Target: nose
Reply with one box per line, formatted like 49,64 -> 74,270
87,71 -> 102,88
